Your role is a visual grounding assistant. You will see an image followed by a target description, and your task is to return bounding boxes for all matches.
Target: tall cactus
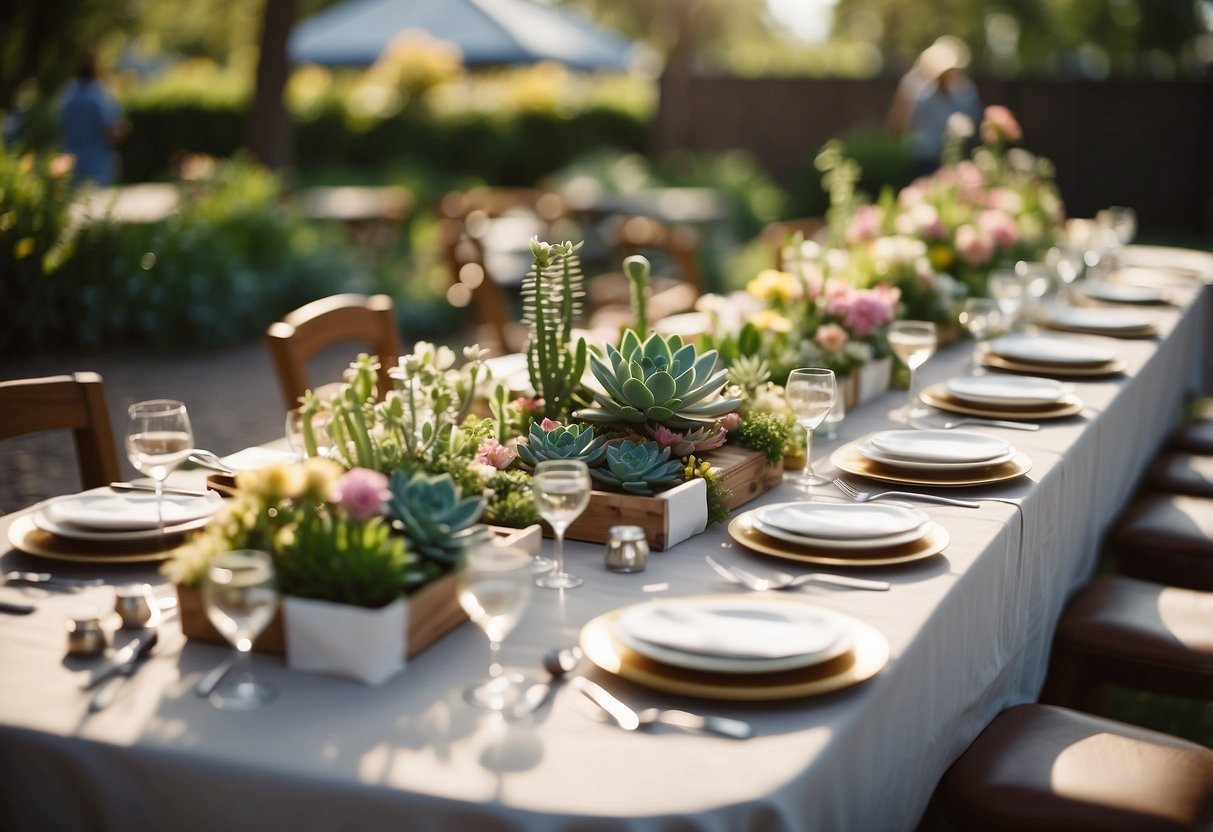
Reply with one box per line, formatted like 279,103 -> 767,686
522,237 -> 587,421
623,254 -> 650,337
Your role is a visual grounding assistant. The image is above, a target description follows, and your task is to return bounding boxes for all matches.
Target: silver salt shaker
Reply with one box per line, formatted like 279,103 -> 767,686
604,525 -> 649,573
115,583 -> 156,629
66,608 -> 107,657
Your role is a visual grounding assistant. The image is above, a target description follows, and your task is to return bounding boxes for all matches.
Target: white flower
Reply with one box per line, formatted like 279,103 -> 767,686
947,113 -> 975,139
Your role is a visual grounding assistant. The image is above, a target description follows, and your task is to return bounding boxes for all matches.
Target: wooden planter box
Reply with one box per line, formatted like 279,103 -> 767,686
553,444 -> 782,551
177,523 -> 540,658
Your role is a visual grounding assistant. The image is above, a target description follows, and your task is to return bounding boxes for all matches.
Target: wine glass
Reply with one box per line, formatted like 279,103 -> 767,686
784,368 -> 837,491
203,549 -> 279,711
1015,260 -> 1052,325
987,269 -> 1027,331
888,321 -> 937,423
1099,206 -> 1137,246
532,460 -> 591,589
285,408 -> 335,461
125,399 -> 194,533
457,538 -> 535,711
958,298 -> 1001,374
1046,244 -> 1084,292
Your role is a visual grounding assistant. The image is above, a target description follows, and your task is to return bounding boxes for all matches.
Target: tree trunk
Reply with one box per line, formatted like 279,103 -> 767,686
247,0 -> 298,172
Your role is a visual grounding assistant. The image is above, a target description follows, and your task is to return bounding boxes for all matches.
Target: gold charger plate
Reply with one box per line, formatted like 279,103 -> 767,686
976,350 -> 1127,378
728,513 -> 948,567
6,514 -> 182,563
920,383 -> 1084,420
580,598 -> 889,701
830,438 -> 1032,487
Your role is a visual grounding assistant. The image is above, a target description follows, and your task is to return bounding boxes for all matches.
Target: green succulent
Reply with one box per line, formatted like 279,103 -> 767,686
589,440 -> 683,496
386,471 -> 486,566
576,330 -> 742,431
515,421 -> 607,468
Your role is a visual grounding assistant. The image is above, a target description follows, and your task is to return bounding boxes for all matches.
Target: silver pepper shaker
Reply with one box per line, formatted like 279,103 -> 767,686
66,608 -> 107,657
604,525 -> 649,573
115,583 -> 156,629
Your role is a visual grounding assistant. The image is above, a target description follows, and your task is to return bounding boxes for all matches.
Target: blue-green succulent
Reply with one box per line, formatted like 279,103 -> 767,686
589,440 -> 683,496
575,330 -> 742,431
386,471 -> 485,565
515,421 -> 608,469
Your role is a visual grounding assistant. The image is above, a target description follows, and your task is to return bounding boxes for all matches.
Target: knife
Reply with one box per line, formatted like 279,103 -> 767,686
109,482 -> 213,498
571,677 -> 640,730
5,571 -> 105,588
572,677 -> 753,739
83,629 -> 158,691
194,656 -> 236,697
0,600 -> 35,615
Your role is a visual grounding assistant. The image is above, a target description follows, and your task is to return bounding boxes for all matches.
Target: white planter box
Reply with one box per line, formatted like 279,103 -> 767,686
284,595 -> 407,686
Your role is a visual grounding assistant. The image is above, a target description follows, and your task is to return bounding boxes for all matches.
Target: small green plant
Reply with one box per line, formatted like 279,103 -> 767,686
589,440 -> 683,496
624,254 -> 650,335
682,454 -> 733,526
735,410 -> 795,466
523,238 -> 588,422
515,421 -> 608,468
386,471 -> 486,566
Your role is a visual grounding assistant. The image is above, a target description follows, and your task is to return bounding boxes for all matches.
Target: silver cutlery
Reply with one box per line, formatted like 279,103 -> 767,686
187,451 -> 235,476
0,600 -> 35,615
913,417 -> 1039,432
511,646 -> 582,718
83,629 -> 158,691
195,656 -> 236,698
109,482 -> 213,498
5,571 -> 104,588
833,478 -> 982,509
572,677 -> 753,740
705,555 -> 889,592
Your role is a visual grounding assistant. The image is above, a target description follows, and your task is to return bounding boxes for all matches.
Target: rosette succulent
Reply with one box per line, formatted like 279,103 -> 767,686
576,330 -> 742,431
515,421 -> 608,468
386,471 -> 486,565
589,440 -> 683,496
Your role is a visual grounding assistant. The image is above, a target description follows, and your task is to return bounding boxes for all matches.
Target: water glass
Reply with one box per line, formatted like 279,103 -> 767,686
286,408 -> 335,460
125,399 -> 193,533
532,460 -> 591,589
457,539 -> 535,711
888,321 -> 937,422
784,368 -> 837,491
203,549 -> 279,711
958,298 -> 1001,373
987,270 -> 1027,330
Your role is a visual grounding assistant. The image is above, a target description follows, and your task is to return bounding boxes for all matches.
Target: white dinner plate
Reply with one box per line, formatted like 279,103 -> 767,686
945,375 -> 1071,408
1044,305 -> 1156,332
616,597 -> 850,663
868,430 -> 1011,464
989,334 -> 1117,366
219,447 -> 297,471
756,501 -> 929,540
611,617 -> 853,674
43,488 -> 223,530
750,515 -> 931,551
33,506 -> 214,542
1078,281 -> 1166,304
858,442 -> 1017,472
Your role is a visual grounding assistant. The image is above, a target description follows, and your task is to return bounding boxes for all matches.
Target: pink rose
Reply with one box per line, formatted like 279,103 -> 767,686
329,468 -> 388,521
513,396 -> 545,415
814,323 -> 849,353
843,294 -> 895,339
844,205 -> 884,246
539,417 -> 562,431
955,161 -> 986,203
981,105 -> 1022,144
955,224 -> 994,267
477,438 -> 517,470
823,279 -> 857,318
977,210 -> 1020,249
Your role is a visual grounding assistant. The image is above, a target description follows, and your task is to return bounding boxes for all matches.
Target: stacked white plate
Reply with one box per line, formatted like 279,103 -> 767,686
219,447 -> 297,472
612,596 -> 854,674
988,334 -> 1117,367
945,375 -> 1073,408
1044,304 -> 1156,333
750,501 -> 931,550
33,487 -> 222,542
1077,281 -> 1167,305
859,430 -> 1014,471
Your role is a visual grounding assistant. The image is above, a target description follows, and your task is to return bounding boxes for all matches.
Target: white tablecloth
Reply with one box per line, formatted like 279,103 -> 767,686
1,247 -> 1209,831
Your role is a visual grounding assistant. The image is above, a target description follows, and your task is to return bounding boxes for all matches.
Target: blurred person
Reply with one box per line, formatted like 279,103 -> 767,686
58,53 -> 125,186
887,35 -> 969,135
903,37 -> 982,175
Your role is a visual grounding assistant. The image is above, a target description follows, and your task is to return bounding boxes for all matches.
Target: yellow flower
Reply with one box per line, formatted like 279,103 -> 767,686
750,309 -> 793,334
14,238 -> 34,259
236,463 -> 308,503
928,244 -> 954,271
746,269 -> 802,303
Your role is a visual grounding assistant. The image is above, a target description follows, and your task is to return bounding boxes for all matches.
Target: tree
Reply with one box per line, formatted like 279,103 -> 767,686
247,0 -> 298,171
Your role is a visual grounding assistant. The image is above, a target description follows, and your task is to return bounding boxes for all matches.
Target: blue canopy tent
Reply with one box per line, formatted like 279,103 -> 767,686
289,0 -> 647,71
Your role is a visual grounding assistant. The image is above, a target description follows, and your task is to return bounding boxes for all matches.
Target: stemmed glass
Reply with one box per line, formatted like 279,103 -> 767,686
125,399 -> 194,533
532,460 -> 591,589
285,408 -> 335,461
784,368 -> 837,491
457,538 -> 534,711
958,298 -> 1001,374
203,549 -> 279,711
888,321 -> 937,423
1015,260 -> 1052,325
987,269 -> 1027,331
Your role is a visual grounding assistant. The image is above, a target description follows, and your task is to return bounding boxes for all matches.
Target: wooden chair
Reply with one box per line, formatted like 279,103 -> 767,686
0,373 -> 121,490
266,293 -> 403,408
586,215 -> 703,321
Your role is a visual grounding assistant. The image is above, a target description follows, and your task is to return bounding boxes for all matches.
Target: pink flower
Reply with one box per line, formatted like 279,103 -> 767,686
895,204 -> 947,240
981,105 -> 1022,144
721,412 -> 742,433
977,210 -> 1020,249
513,396 -> 545,415
539,417 -> 562,431
329,468 -> 388,521
843,293 -> 895,339
844,205 -> 884,246
955,224 -> 994,267
986,188 -> 1023,215
823,279 -> 857,318
477,438 -> 517,470
955,161 -> 986,203
814,323 -> 849,353
646,425 -> 685,452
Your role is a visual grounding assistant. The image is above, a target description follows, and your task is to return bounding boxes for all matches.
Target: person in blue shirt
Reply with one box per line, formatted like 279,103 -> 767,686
58,54 -> 125,186
906,37 -> 982,175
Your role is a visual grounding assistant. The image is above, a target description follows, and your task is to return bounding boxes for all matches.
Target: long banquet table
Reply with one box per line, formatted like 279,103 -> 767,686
1,245 -> 1210,832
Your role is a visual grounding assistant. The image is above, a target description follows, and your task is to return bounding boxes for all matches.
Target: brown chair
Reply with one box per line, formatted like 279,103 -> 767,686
266,294 -> 403,408
1106,493 -> 1213,590
1170,419 -> 1213,455
0,373 -> 121,490
1147,452 -> 1213,499
936,703 -> 1213,831
587,215 -> 703,318
437,216 -> 528,355
1042,574 -> 1213,710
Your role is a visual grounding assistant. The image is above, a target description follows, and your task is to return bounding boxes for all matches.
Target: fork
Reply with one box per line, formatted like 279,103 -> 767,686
706,555 -> 889,592
5,571 -> 104,589
911,416 -> 1039,432
833,478 -> 982,509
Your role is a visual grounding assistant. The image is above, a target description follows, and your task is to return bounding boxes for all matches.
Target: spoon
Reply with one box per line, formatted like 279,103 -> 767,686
511,646 -> 581,718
